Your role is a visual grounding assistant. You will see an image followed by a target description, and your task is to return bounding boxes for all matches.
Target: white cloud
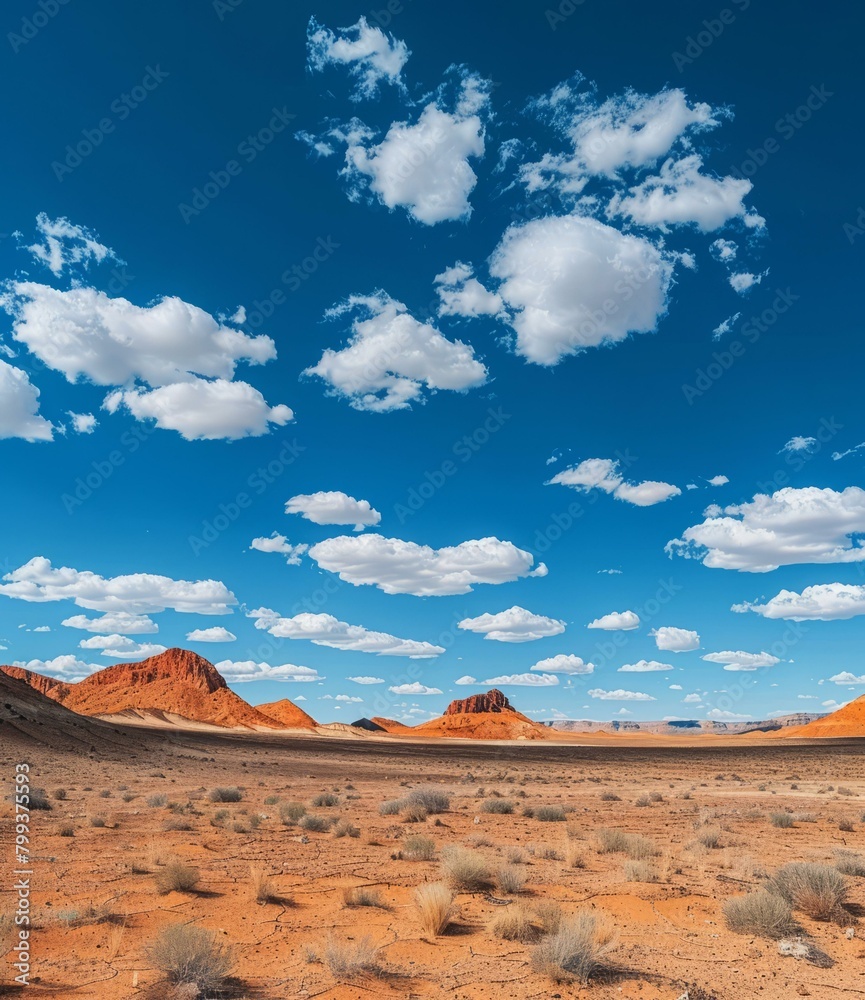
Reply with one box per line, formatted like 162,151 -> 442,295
618,659 -> 673,672
285,491 -> 381,530
0,361 -> 54,442
669,684 -> 683,690
587,609 -> 640,631
682,693 -> 702,704
12,654 -> 100,680
104,378 -> 293,441
388,682 -> 442,695
306,15 -> 409,99
523,84 -> 720,189
33,626 -> 50,632
249,607 -> 443,657
434,262 -> 502,318
213,660 -> 323,683
186,627 -> 236,643
346,675 -> 384,684
588,688 -> 655,701
712,313 -> 740,339
833,442 -> 865,461
488,215 -> 674,366
68,412 -> 97,434
249,533 -> 308,565
650,626 -> 700,652
483,672 -> 559,687
781,436 -> 817,453
0,557 -> 236,614
78,634 -> 166,658
828,673 -> 865,686
729,271 -> 765,294
5,283 -> 277,389
458,606 -> 565,642
335,694 -> 363,703
23,213 -> 119,276
62,612 -> 158,634
307,534 -> 547,596
710,238 -> 738,262
530,654 -> 594,675
734,583 -> 865,621
667,487 -> 865,572
548,457 -> 680,507
609,154 -> 763,231
701,650 -> 781,671
455,674 -> 477,685
304,291 -> 487,411
708,475 -> 729,486
336,72 -> 489,224
706,708 -> 750,721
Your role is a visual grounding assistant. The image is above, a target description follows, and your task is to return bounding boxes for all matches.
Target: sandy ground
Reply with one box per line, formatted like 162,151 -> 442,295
2,728 -> 864,999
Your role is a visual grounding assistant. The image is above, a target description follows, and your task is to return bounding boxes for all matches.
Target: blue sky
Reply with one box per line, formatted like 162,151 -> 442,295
1,0 -> 863,725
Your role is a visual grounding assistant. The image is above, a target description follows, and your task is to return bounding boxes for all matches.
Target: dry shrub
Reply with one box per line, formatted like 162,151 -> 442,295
623,860 -> 657,883
402,835 -> 435,861
402,803 -> 428,823
534,901 -> 563,935
324,937 -> 381,980
249,866 -> 280,904
333,821 -> 360,839
770,812 -> 794,829
596,828 -> 658,860
496,864 -> 526,894
536,805 -> 566,822
149,924 -> 233,993
481,799 -> 514,814
343,887 -> 386,908
695,825 -> 723,849
279,802 -> 306,825
440,846 -> 492,891
768,863 -> 848,921
834,850 -> 865,877
58,823 -> 74,837
312,792 -> 339,808
489,903 -> 536,942
208,787 -> 243,803
379,799 -> 403,816
414,882 -> 456,936
299,814 -> 331,832
406,787 -> 450,814
531,911 -> 616,985
154,861 -> 200,895
723,890 -> 796,939
565,842 -> 586,869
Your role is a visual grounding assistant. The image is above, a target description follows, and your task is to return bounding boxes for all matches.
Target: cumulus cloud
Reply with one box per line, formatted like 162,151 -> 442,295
523,83 -> 720,190
304,291 -> 487,411
306,15 -> 409,99
587,609 -> 640,631
0,361 -> 54,442
548,457 -> 680,507
588,688 -> 656,701
335,694 -> 363,703
249,607 -> 443,657
483,672 -> 559,686
104,378 -> 293,441
249,533 -> 308,565
455,674 -> 477,685
68,412 -> 97,434
0,557 -> 236,614
458,606 -> 565,642
23,213 -> 120,276
488,216 -> 674,366
531,654 -> 594,675
334,72 -> 490,224
729,271 -> 764,294
434,262 -> 502,318
62,612 -> 158,634
706,708 -> 750,721
618,659 -> 673,672
609,155 -> 763,231
708,475 -> 729,486
733,583 -> 865,621
213,660 -> 323,683
285,491 -> 381,530
650,626 -> 700,652
186,626 -> 236,643
682,693 -> 702,704
701,650 -> 781,671
667,487 -> 865,572
388,682 -> 442,694
12,654 -> 100,680
828,672 -> 865,686
346,675 -> 384,684
77,634 -> 166,658
710,238 -> 738,262
307,534 -> 547,596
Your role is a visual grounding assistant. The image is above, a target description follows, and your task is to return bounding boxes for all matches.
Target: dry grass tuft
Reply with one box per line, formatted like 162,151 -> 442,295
536,805 -> 566,822
343,886 -> 387,909
208,787 -> 243,803
496,864 -> 526,894
414,882 -> 456,936
489,903 -> 536,941
324,936 -> 381,980
154,860 -> 201,895
531,911 -> 617,985
440,846 -> 492,891
402,835 -> 435,861
149,924 -> 233,993
249,865 -> 281,904
406,787 -> 450,814
723,889 -> 797,939
768,863 -> 849,922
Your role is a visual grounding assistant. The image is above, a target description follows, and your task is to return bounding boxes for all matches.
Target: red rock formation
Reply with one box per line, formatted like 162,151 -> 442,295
1,666 -> 70,702
443,688 -> 513,715
255,698 -> 318,729
775,694 -> 865,738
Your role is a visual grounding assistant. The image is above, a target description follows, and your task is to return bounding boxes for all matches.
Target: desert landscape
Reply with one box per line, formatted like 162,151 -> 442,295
2,650 -> 864,999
